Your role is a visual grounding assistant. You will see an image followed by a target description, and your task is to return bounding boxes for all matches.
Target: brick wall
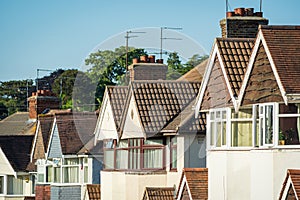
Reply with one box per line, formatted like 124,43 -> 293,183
35,184 -> 51,200
28,90 -> 60,119
130,64 -> 168,81
220,17 -> 269,38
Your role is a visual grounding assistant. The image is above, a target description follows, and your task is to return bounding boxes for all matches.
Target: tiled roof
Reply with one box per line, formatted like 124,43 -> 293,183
55,112 -> 97,155
177,168 -> 208,200
0,135 -> 34,172
142,187 -> 175,200
279,169 -> 300,199
87,184 -> 101,200
107,86 -> 128,130
216,38 -> 255,97
260,26 -> 300,94
163,99 -> 206,134
39,115 -> 54,152
0,112 -> 36,136
177,59 -> 208,82
129,81 -> 200,136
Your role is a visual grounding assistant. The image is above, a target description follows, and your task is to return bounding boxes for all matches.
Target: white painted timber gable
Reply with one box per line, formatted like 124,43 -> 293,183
94,93 -> 118,141
121,95 -> 144,139
0,147 -> 15,176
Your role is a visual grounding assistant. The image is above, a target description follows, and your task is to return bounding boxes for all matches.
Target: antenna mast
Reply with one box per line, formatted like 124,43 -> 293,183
260,0 -> 263,12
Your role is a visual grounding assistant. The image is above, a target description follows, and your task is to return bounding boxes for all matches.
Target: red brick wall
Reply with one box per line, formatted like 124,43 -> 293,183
35,184 -> 51,200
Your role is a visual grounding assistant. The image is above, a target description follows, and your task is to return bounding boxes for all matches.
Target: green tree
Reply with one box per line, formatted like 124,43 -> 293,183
85,46 -> 147,106
52,69 -> 78,109
166,52 -> 209,80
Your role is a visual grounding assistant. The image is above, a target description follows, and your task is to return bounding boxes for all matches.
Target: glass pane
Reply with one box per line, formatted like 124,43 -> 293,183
231,121 -> 253,147
104,149 -> 114,169
116,149 -> 128,169
265,105 -> 273,144
216,122 -> 221,147
144,139 -> 163,145
0,176 -> 3,194
54,167 -> 61,183
222,111 -> 226,119
171,137 -> 177,145
37,174 -> 44,183
210,112 -> 215,120
171,147 -> 177,169
7,176 -> 23,195
84,166 -> 88,183
129,148 -> 140,169
119,140 -> 128,148
216,111 -> 220,118
63,167 -> 79,183
210,122 -> 215,146
144,149 -> 163,169
46,166 -> 52,182
222,121 -> 227,146
64,158 -> 78,165
279,116 -> 300,145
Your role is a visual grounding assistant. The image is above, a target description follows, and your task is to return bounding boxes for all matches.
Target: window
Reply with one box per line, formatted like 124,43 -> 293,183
7,176 -> 23,195
258,104 -> 275,146
63,158 -> 79,183
0,176 -> 3,194
103,139 -> 115,169
231,109 -> 253,147
278,104 -> 300,145
103,138 -> 165,171
53,166 -> 61,183
209,109 -> 228,148
37,162 -> 45,183
31,175 -> 36,195
170,137 -> 177,170
46,166 -> 53,183
143,139 -> 164,169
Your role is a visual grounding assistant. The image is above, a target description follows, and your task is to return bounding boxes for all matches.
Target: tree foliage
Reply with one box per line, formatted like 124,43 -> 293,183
166,52 -> 208,80
85,46 -> 147,105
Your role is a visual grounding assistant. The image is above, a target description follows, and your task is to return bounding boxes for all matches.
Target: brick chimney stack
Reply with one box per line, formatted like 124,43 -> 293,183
28,90 -> 60,119
220,8 -> 269,38
128,55 -> 168,81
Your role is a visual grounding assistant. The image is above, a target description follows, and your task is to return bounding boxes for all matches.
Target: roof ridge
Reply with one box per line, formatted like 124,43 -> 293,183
260,25 -> 300,30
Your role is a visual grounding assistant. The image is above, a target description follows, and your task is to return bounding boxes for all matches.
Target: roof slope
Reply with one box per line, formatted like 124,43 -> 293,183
0,112 -> 36,136
0,135 -> 34,172
142,187 -> 175,200
39,115 -> 54,152
279,169 -> 300,199
55,112 -> 97,155
87,184 -> 101,200
128,81 -> 200,136
261,26 -> 300,94
177,168 -> 208,200
216,38 -> 255,97
107,86 -> 128,130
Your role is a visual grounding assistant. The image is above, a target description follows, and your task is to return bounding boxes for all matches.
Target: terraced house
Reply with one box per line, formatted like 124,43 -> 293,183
195,7 -> 300,200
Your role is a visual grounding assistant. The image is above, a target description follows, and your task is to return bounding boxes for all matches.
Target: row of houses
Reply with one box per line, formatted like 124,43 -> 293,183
1,6 -> 300,200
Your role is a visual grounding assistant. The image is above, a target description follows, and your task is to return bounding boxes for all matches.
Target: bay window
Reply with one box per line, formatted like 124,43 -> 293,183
103,138 -> 165,171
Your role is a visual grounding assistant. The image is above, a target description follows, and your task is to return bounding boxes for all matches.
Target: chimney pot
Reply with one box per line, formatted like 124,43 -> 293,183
156,59 -> 163,64
234,8 -> 245,16
255,12 -> 263,17
227,11 -> 235,17
140,55 -> 148,63
245,8 -> 254,16
148,55 -> 155,63
132,58 -> 139,64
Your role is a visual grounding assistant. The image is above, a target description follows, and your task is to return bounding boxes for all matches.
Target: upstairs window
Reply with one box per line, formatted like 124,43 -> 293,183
209,109 -> 228,148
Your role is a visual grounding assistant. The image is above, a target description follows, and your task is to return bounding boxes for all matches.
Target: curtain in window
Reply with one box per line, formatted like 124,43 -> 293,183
144,149 -> 163,169
116,149 -> 128,169
46,166 -> 53,182
63,167 -> 79,183
7,176 -> 23,195
54,167 -> 61,183
104,150 -> 114,169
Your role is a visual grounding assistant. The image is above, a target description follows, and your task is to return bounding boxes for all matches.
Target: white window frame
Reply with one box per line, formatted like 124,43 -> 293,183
256,103 -> 276,147
207,108 -> 230,149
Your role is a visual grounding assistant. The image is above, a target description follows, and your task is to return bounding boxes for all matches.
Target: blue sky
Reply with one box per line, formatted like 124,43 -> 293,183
0,0 -> 299,81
